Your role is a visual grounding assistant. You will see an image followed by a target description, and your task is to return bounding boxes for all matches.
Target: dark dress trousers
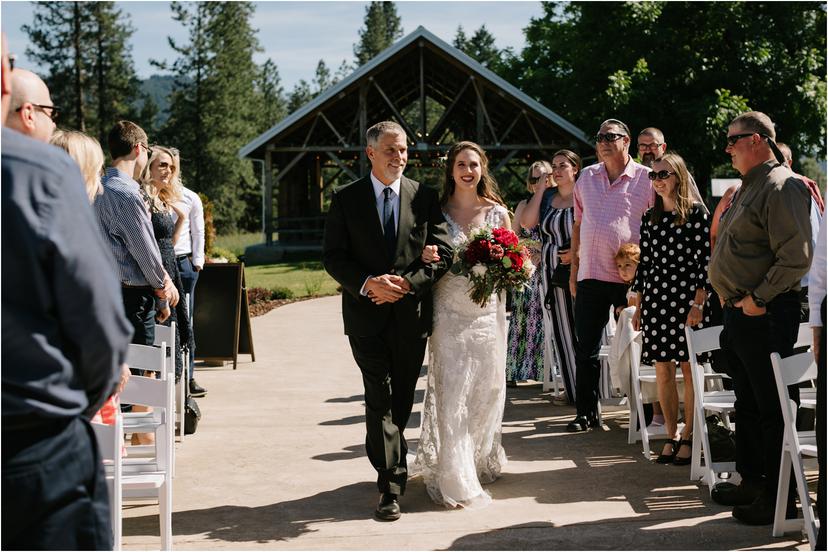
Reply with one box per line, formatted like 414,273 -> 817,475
323,175 -> 451,495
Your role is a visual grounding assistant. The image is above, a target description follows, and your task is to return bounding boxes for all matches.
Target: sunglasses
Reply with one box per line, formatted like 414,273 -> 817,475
595,132 -> 626,143
725,133 -> 756,147
648,170 -> 676,181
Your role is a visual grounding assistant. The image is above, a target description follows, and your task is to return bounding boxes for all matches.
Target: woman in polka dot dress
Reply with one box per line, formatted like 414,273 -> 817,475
631,152 -> 711,466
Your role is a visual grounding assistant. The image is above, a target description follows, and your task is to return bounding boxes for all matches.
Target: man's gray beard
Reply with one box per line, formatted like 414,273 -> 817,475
642,153 -> 656,167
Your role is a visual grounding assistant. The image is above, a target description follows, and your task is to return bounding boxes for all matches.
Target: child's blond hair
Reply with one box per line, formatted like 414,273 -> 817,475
614,243 -> 640,264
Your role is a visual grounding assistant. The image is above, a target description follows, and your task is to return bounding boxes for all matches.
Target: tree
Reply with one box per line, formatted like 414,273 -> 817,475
287,79 -> 312,113
256,58 -> 287,133
453,24 -> 506,73
160,1 -> 263,233
313,59 -> 332,94
353,1 -> 403,65
23,2 -> 140,139
516,2 -> 827,198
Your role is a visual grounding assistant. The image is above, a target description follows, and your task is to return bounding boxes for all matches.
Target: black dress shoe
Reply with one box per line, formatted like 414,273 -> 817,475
189,379 -> 207,397
375,492 -> 400,521
711,479 -> 762,506
732,493 -> 796,526
655,439 -> 679,464
566,415 -> 590,432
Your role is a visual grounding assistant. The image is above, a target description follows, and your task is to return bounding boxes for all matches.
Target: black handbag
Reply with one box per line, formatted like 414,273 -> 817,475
548,241 -> 572,288
184,396 -> 202,435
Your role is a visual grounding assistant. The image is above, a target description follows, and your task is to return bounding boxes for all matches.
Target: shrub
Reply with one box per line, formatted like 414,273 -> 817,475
199,193 -> 217,258
208,246 -> 239,263
247,287 -> 274,305
270,286 -> 294,300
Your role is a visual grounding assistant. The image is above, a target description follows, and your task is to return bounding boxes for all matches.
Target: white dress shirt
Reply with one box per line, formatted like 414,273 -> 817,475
808,212 -> 826,327
360,173 -> 402,296
173,187 -> 205,268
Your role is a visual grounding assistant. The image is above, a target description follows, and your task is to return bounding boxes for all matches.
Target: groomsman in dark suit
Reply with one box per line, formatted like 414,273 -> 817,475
323,121 -> 452,521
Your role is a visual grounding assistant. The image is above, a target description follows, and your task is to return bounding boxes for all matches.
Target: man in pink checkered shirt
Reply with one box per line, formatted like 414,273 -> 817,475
566,118 -> 653,432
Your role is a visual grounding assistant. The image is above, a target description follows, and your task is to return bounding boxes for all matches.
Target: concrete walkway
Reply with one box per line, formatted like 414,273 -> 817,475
123,295 -> 811,550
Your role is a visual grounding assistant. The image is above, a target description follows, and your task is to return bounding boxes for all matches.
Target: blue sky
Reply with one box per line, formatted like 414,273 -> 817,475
2,1 -> 544,90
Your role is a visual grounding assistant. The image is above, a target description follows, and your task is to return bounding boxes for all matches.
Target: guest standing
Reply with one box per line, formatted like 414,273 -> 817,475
142,146 -> 194,381
708,111 -> 813,525
50,129 -> 104,202
567,119 -> 653,431
520,153 -> 581,404
2,37 -> 131,549
631,153 -> 710,465
506,162 -> 548,386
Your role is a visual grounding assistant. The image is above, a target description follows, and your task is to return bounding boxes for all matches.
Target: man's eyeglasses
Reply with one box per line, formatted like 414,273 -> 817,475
139,143 -> 154,157
648,170 -> 676,181
8,53 -> 16,72
595,132 -> 626,143
638,142 -> 662,151
15,103 -> 60,122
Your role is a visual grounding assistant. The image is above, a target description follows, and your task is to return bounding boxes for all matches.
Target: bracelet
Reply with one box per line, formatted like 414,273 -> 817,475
689,301 -> 703,311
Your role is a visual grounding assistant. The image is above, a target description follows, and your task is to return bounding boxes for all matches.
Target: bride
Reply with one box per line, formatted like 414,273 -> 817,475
414,141 -> 510,508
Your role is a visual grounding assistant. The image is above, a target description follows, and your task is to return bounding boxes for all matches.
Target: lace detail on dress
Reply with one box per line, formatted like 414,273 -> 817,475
413,204 -> 508,509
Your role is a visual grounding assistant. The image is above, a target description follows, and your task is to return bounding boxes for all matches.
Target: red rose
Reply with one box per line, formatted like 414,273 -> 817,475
490,244 -> 504,260
506,251 -> 523,271
465,238 -> 491,264
492,227 -> 519,247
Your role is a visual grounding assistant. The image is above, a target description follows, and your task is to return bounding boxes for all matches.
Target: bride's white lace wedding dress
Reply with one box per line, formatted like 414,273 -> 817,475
414,204 -> 508,509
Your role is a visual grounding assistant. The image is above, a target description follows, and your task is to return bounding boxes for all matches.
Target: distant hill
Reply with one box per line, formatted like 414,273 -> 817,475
138,74 -> 176,127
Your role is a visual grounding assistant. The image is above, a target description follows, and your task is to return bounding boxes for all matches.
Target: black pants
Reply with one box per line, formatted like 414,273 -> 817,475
348,313 -> 427,496
176,256 -> 199,378
817,297 -> 826,550
721,290 -> 800,497
2,418 -> 112,550
121,286 -> 156,346
573,279 -> 628,418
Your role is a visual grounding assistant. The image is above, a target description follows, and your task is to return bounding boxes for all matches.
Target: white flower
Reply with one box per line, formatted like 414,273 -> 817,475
523,258 -> 535,276
471,263 -> 488,277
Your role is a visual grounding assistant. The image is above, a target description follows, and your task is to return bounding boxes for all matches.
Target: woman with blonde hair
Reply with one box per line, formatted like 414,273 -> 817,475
630,152 -> 710,465
505,160 -> 551,387
50,129 -> 104,202
140,146 -> 193,382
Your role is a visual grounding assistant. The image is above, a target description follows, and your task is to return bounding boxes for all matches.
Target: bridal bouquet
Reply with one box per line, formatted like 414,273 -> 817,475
450,226 -> 537,307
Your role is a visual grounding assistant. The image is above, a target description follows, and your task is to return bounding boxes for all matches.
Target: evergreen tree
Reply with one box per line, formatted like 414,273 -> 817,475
23,2 -> 93,131
288,79 -> 313,113
256,58 -> 287,133
161,1 -> 263,232
313,59 -> 332,94
353,1 -> 403,65
453,24 -> 505,72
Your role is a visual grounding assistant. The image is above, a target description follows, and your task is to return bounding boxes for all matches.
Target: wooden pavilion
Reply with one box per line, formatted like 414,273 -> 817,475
239,26 -> 593,248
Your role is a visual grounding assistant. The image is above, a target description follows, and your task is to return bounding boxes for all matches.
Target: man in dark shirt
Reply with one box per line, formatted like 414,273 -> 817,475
709,111 -> 812,526
1,34 -> 133,549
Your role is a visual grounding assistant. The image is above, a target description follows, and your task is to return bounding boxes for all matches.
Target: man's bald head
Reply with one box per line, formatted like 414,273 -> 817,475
7,68 -> 57,142
1,33 -> 11,125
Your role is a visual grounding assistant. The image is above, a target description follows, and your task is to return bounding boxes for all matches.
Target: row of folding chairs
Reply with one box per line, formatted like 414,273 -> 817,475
92,322 -> 187,550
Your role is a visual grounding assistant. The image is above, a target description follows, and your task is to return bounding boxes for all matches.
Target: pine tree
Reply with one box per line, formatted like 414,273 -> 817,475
161,1 -> 263,232
353,2 -> 403,65
256,59 -> 287,133
313,59 -> 332,94
288,79 -> 312,113
23,2 -> 93,131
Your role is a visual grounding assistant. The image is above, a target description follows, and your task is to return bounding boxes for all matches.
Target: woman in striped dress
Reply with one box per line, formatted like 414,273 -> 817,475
520,151 -> 580,404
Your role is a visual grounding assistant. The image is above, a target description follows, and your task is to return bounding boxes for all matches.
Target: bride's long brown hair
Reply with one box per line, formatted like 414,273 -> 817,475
440,141 -> 506,207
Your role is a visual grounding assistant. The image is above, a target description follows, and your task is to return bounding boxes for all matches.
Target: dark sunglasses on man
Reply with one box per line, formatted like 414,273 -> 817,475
648,170 -> 676,181
15,102 -> 60,122
595,132 -> 626,143
726,132 -> 770,147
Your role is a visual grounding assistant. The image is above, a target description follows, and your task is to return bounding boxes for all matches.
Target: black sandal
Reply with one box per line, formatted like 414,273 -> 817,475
672,439 -> 693,465
655,439 -> 679,464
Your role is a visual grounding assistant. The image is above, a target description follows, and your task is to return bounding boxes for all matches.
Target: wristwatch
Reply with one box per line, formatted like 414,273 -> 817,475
750,293 -> 766,308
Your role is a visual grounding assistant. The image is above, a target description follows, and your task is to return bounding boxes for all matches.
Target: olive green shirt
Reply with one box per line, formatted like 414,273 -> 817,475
709,160 -> 812,305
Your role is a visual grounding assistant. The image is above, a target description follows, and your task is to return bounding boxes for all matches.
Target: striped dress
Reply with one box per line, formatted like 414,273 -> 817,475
539,205 -> 578,402
506,226 -> 545,382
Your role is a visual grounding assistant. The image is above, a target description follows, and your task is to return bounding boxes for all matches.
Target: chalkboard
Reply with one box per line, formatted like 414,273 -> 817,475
193,262 -> 254,369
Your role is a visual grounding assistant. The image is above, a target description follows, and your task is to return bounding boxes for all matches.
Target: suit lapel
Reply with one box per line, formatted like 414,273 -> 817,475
356,177 -> 385,248
394,177 -> 416,260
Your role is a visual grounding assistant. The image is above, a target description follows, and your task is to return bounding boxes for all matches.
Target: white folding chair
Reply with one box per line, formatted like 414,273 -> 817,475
685,325 -> 740,490
91,412 -> 123,551
153,323 -> 186,443
770,351 -> 819,548
121,342 -> 174,550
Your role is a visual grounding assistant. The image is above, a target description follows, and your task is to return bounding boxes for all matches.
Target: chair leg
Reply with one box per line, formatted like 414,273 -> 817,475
690,422 -> 702,482
792,454 -> 817,548
773,450 -> 793,537
628,395 -> 638,445
159,481 -> 172,550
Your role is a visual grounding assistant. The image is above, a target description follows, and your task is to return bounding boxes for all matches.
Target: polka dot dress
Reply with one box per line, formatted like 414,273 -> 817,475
631,205 -> 711,364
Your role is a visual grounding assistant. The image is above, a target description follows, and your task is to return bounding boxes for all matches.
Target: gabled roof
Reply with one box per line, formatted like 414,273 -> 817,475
239,25 -> 591,160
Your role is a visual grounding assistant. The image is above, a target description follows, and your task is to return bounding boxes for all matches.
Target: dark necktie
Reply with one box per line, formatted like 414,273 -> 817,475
383,187 -> 396,259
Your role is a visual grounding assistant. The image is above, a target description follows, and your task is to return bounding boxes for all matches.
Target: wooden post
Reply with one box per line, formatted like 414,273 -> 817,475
419,41 -> 426,139
312,156 -> 322,214
264,150 -> 273,246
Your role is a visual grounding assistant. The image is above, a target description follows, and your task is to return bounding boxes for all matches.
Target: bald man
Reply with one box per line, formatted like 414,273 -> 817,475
5,68 -> 57,142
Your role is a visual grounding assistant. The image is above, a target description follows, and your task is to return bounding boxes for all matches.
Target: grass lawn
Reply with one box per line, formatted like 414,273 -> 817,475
245,261 -> 339,298
215,231 -> 261,257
